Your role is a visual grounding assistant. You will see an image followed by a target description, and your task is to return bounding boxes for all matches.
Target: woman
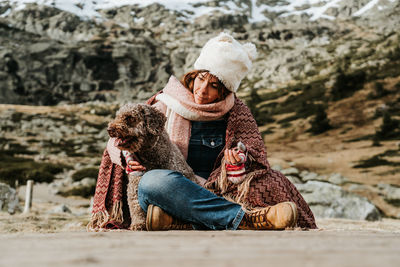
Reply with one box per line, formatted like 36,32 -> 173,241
88,32 -> 317,231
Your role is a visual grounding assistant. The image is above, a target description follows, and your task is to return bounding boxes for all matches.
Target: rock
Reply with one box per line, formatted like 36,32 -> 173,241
75,144 -> 90,154
194,11 -> 249,30
75,124 -> 83,133
28,42 -> 52,54
377,184 -> 400,206
346,183 -> 400,219
286,175 -> 302,184
347,183 -> 370,192
48,177 -> 73,195
328,173 -> 349,185
281,167 -> 300,177
0,182 -> 20,214
271,164 -> 282,171
299,171 -> 348,185
78,177 -> 97,188
296,181 -> 381,221
51,204 -> 71,213
300,171 -> 318,182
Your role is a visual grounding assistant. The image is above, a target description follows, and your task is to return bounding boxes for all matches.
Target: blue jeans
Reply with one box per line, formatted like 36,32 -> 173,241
138,169 -> 245,230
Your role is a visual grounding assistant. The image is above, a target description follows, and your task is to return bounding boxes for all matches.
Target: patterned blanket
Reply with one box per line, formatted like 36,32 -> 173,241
87,95 -> 317,230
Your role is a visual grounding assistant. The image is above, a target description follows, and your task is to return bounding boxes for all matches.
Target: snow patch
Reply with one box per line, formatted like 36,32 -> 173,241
353,0 -> 380,17
0,7 -> 11,17
0,0 -> 395,22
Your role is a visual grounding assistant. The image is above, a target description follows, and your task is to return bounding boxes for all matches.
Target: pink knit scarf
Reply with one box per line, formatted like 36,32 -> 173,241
154,76 -> 234,159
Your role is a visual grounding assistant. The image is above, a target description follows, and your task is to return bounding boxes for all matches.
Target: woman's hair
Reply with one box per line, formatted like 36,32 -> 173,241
181,70 -> 230,101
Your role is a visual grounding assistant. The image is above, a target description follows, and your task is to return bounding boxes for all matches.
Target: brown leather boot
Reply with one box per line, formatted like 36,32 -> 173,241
238,202 -> 298,230
146,204 -> 193,231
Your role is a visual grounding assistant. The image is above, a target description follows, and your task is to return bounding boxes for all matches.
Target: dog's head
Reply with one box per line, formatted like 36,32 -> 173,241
107,103 -> 166,153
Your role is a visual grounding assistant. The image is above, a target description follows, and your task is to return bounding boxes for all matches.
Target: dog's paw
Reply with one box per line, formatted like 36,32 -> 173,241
130,222 -> 146,231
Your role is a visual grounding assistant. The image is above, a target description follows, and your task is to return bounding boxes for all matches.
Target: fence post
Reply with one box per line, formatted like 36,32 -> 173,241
23,180 -> 34,213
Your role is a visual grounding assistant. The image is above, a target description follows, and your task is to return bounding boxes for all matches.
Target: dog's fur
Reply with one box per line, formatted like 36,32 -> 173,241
107,103 -> 198,230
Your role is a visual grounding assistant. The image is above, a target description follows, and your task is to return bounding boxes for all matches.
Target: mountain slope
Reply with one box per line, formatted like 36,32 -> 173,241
1,0 -> 399,22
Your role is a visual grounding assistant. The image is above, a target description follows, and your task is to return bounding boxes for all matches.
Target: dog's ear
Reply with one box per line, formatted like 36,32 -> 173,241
140,104 -> 166,136
117,103 -> 139,126
123,113 -> 137,126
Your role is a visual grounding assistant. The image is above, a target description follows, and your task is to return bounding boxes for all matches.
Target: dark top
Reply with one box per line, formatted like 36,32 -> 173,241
186,120 -> 227,179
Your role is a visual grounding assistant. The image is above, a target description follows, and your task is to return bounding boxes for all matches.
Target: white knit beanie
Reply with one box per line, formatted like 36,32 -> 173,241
194,32 -> 257,92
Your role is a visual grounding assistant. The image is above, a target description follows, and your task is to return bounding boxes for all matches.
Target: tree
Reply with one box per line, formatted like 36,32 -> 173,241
330,68 -> 366,101
368,82 -> 389,99
308,105 -> 332,135
375,112 -> 399,140
247,87 -> 273,126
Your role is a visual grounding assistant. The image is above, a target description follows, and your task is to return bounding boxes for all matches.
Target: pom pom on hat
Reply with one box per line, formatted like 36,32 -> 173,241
218,33 -> 234,43
194,32 -> 257,92
243,42 -> 258,61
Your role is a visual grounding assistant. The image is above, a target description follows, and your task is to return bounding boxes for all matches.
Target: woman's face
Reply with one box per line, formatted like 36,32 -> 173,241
193,72 -> 220,104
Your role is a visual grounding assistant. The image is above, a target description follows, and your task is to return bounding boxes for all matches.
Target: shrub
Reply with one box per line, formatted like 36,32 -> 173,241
331,68 -> 366,101
72,167 -> 99,181
59,183 -> 96,198
354,155 -> 399,168
395,82 -> 400,90
372,135 -> 381,146
0,152 -> 66,186
247,88 -> 275,126
308,105 -> 332,135
368,82 -> 390,99
375,112 -> 400,140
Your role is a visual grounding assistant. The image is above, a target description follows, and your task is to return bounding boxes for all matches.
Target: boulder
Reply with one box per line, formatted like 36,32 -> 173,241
345,183 -> 400,219
194,11 -> 249,30
327,173 -> 349,185
299,171 -> 349,185
281,167 -> 300,177
377,184 -> 400,207
286,175 -> 302,184
296,181 -> 381,221
0,182 -> 20,214
50,204 -> 71,214
300,171 -> 318,182
271,164 -> 282,171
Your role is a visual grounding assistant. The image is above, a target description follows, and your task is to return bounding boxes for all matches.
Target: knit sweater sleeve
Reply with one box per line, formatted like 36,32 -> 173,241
230,98 -> 269,169
225,149 -> 247,184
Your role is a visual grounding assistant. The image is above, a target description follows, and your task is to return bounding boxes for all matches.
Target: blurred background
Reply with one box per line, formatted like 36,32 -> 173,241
0,0 -> 399,230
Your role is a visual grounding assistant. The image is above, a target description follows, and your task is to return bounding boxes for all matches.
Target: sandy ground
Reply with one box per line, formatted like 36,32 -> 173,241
0,180 -> 399,267
1,195 -> 400,267
1,223 -> 399,267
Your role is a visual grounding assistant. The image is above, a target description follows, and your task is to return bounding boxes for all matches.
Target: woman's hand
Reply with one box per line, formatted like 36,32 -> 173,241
224,148 -> 242,165
127,160 -> 146,172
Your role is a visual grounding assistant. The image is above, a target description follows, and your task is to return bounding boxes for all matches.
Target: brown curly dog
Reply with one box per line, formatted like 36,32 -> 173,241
107,103 -> 198,230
